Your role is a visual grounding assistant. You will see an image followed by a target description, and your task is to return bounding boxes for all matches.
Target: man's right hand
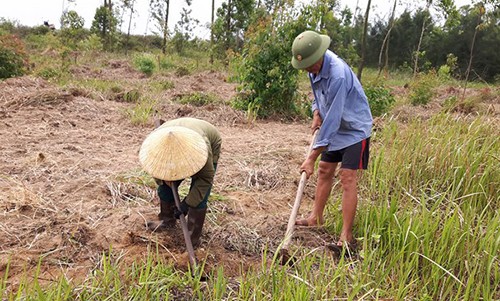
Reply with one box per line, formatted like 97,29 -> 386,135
300,158 -> 315,178
311,110 -> 322,134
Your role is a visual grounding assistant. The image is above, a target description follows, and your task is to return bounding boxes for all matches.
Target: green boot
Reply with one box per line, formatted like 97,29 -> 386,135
187,207 -> 207,248
147,201 -> 176,232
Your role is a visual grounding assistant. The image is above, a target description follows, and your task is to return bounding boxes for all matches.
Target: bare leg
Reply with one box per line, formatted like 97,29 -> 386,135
337,168 -> 358,245
296,161 -> 338,226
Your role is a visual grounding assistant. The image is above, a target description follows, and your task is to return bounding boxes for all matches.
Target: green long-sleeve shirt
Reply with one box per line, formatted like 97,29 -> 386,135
159,118 -> 222,207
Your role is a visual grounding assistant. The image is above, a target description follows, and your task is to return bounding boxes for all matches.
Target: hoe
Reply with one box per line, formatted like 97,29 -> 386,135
278,129 -> 318,265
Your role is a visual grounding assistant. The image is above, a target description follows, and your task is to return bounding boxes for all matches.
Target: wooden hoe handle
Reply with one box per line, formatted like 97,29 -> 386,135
282,129 -> 319,250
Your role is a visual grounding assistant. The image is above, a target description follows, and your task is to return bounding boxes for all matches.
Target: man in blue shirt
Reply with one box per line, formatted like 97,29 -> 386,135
291,30 -> 373,251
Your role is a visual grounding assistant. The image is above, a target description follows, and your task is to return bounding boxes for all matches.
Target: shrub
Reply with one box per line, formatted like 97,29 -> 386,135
174,92 -> 218,107
175,66 -> 190,77
0,19 -> 16,34
151,80 -> 175,91
110,85 -> 123,93
0,34 -> 28,79
36,67 -> 60,80
409,72 -> 438,106
123,89 -> 141,102
437,65 -> 451,79
364,84 -> 395,117
159,58 -> 175,70
78,34 -> 103,52
231,15 -> 305,118
133,54 -> 156,76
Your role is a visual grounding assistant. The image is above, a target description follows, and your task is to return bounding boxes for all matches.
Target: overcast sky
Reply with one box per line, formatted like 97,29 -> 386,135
1,0 -> 473,39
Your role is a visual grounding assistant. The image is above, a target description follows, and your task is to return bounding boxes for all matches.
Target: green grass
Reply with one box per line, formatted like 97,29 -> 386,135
123,97 -> 157,125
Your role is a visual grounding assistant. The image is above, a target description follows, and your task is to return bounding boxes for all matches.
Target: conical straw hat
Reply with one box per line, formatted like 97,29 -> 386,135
139,126 -> 208,181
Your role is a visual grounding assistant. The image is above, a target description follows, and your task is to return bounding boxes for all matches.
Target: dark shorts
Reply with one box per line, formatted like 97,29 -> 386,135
320,138 -> 370,170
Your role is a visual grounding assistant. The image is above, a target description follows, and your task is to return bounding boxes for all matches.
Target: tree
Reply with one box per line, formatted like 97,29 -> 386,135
356,0 -> 371,81
91,3 -> 119,51
210,0 -> 215,63
212,0 -> 256,60
172,0 -> 199,54
377,0 -> 398,77
121,0 -> 137,51
60,10 -> 86,50
233,2 -> 308,118
462,4 -> 484,98
60,0 -> 77,29
150,0 -> 170,54
389,10 -> 430,70
413,0 -> 433,76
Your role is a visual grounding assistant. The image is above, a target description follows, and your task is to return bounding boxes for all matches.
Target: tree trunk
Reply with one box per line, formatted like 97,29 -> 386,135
414,1 -> 432,77
225,0 -> 232,53
162,0 -> 170,54
463,6 -> 483,100
357,0 -> 371,81
377,0 -> 398,77
210,0 -> 215,64
126,1 -> 135,54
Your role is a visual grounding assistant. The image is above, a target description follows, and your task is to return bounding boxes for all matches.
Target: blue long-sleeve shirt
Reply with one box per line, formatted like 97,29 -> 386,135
310,50 -> 373,151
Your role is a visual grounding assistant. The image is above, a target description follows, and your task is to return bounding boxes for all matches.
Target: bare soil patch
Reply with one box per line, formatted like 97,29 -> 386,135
2,67 -> 497,289
0,73 -> 329,287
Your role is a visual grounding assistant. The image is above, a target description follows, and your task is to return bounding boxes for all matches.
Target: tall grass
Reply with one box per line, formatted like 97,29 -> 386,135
1,111 -> 498,300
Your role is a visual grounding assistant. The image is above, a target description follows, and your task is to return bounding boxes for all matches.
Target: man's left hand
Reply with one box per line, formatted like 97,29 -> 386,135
174,200 -> 189,219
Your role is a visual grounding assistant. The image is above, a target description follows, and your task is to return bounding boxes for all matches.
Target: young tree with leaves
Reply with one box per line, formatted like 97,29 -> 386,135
60,10 -> 86,49
212,0 -> 255,60
91,3 -> 119,51
150,0 -> 170,54
172,0 -> 199,54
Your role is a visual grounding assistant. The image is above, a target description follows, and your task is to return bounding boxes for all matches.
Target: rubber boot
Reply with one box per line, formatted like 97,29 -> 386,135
147,201 -> 176,232
187,207 -> 207,248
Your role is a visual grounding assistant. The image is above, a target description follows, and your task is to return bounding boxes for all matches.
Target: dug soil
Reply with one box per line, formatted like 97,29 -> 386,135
0,66 -> 338,287
1,61 -> 498,288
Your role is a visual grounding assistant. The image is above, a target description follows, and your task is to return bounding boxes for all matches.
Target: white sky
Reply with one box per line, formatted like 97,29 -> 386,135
1,0 -> 474,39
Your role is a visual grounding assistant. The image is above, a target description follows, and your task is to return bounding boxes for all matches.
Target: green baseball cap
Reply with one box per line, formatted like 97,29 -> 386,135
291,31 -> 331,69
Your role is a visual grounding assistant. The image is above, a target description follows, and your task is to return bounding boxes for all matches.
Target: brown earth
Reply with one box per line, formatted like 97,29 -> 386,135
0,62 -> 498,289
0,67 -> 338,289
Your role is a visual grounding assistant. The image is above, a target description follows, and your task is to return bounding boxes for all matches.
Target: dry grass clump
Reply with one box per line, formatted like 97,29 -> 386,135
105,180 -> 156,207
0,76 -> 73,109
3,89 -> 73,109
157,102 -> 247,127
209,221 -> 266,256
236,160 -> 284,190
0,177 -> 60,259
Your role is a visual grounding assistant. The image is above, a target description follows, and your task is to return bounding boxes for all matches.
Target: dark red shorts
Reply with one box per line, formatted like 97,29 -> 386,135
320,138 -> 370,170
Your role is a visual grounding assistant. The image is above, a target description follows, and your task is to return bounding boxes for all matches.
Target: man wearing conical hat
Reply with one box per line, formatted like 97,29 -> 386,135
291,30 -> 373,253
139,117 -> 222,248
